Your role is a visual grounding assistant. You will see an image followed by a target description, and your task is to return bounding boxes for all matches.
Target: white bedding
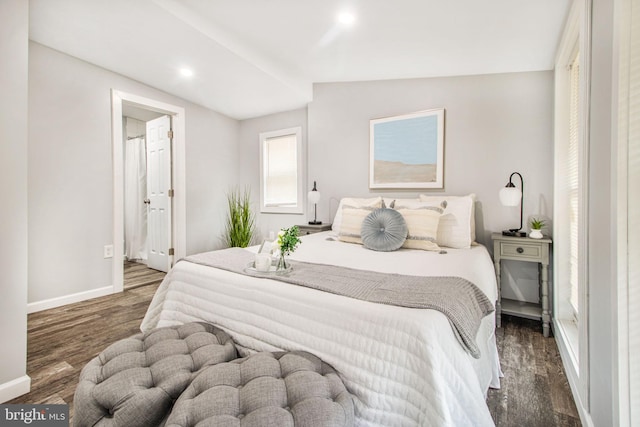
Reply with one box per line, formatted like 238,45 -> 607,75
141,232 -> 501,427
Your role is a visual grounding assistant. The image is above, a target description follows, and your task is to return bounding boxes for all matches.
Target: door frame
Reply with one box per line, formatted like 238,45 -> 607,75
111,89 -> 186,292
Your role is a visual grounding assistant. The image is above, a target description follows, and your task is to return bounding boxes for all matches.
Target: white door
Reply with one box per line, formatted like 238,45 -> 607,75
145,115 -> 172,272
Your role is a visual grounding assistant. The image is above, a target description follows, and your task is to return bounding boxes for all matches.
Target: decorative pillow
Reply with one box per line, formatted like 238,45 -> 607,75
419,194 -> 476,249
332,197 -> 383,235
361,208 -> 408,252
382,198 -> 419,209
338,207 -> 375,244
394,202 -> 444,251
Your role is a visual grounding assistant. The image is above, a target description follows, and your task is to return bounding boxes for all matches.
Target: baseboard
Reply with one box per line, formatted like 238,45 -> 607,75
0,375 -> 31,403
553,318 -> 595,427
27,286 -> 114,314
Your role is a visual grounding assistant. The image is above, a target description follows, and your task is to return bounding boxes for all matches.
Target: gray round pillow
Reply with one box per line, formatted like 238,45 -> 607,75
361,208 -> 407,251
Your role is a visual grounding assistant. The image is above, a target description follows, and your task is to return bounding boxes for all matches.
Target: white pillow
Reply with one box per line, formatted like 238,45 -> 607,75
419,194 -> 476,249
394,201 -> 444,251
338,207 -> 374,245
382,198 -> 420,209
332,197 -> 383,234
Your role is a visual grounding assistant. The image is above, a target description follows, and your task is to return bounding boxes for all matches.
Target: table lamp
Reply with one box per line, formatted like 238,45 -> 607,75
308,181 -> 322,225
499,172 -> 526,237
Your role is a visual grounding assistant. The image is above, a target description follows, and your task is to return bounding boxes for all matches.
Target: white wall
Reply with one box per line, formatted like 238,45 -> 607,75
588,0 -> 616,424
184,102 -> 240,255
308,72 -> 554,301
0,0 -> 30,401
238,108 -> 309,241
28,42 -> 239,305
125,117 -> 146,138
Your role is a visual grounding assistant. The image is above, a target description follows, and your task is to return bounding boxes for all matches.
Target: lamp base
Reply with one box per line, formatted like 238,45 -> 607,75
502,230 -> 527,237
308,221 -> 323,225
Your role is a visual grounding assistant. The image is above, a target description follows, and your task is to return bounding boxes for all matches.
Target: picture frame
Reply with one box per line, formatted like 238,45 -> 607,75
369,108 -> 445,189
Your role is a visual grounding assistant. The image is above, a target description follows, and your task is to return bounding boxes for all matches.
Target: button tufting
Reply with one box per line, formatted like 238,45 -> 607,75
75,323 -> 238,427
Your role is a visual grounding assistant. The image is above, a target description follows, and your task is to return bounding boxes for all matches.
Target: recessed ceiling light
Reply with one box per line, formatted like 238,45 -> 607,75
179,68 -> 193,77
337,12 -> 356,26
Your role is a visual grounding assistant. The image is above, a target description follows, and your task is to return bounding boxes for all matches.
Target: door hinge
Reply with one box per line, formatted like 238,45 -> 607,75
168,248 -> 175,256
168,189 -> 174,197
167,130 -> 174,139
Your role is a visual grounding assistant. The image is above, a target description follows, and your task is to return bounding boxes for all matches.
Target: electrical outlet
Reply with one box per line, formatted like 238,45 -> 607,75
103,244 -> 114,258
268,231 -> 275,240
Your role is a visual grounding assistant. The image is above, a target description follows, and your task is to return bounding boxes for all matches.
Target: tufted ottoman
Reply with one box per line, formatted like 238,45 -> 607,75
73,322 -> 238,427
165,351 -> 355,427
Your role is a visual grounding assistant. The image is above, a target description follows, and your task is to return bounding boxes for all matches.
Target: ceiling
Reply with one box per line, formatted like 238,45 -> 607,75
29,0 -> 571,120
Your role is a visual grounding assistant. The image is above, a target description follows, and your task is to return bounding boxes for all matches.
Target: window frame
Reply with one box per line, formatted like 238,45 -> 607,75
259,126 -> 304,214
552,0 -> 591,417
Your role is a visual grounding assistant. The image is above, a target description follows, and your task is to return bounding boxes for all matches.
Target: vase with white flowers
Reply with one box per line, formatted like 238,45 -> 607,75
276,226 -> 302,271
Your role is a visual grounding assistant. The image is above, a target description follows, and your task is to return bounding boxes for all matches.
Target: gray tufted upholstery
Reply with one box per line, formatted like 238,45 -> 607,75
165,351 -> 355,427
73,322 -> 238,427
361,208 -> 408,252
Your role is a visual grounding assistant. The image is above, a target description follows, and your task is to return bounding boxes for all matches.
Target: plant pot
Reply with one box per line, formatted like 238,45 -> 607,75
529,229 -> 543,239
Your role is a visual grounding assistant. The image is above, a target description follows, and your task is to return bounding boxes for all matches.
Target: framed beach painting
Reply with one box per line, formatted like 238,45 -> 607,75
369,108 -> 445,189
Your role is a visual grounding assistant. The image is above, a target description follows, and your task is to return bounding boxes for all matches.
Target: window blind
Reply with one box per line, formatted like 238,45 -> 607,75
627,0 -> 640,420
264,133 -> 298,207
568,51 -> 580,315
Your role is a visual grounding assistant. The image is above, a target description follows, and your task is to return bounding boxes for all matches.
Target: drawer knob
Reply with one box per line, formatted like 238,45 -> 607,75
517,247 -> 524,254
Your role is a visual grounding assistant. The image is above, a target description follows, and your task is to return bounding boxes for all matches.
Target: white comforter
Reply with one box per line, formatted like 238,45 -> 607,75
141,232 -> 502,427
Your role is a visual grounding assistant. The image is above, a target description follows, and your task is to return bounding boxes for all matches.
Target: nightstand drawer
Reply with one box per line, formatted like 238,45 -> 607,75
500,242 -> 542,260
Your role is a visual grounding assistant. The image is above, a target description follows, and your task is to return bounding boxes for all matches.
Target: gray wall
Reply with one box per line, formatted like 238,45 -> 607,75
238,108 -> 309,241
308,72 -> 554,301
28,42 -> 239,304
308,72 -> 554,240
0,0 -> 29,399
237,72 -> 554,303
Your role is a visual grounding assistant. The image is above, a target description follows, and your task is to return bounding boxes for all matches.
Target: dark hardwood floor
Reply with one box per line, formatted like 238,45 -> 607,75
11,280 -> 581,426
9,282 -> 159,421
487,316 -> 581,427
123,260 -> 166,290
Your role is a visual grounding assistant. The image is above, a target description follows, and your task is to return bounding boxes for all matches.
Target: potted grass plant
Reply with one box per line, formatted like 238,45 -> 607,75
529,218 -> 545,239
224,186 -> 255,248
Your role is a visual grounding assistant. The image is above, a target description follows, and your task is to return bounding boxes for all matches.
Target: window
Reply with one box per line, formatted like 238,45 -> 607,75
553,0 -> 590,412
259,127 -> 303,214
568,51 -> 580,316
555,42 -> 586,332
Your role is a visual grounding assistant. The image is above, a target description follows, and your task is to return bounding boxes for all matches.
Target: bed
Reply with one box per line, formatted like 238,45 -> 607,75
141,209 -> 502,427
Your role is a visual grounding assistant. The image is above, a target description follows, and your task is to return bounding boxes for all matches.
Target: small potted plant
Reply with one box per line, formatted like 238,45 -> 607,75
529,218 -> 545,239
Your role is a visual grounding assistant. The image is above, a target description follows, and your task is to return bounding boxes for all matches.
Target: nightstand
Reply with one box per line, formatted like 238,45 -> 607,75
297,223 -> 332,235
491,232 -> 552,337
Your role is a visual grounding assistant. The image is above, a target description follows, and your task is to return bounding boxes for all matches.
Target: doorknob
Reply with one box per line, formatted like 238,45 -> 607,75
143,198 -> 150,204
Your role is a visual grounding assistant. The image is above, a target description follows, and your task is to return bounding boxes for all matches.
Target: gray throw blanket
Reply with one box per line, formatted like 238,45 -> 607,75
184,248 -> 494,358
